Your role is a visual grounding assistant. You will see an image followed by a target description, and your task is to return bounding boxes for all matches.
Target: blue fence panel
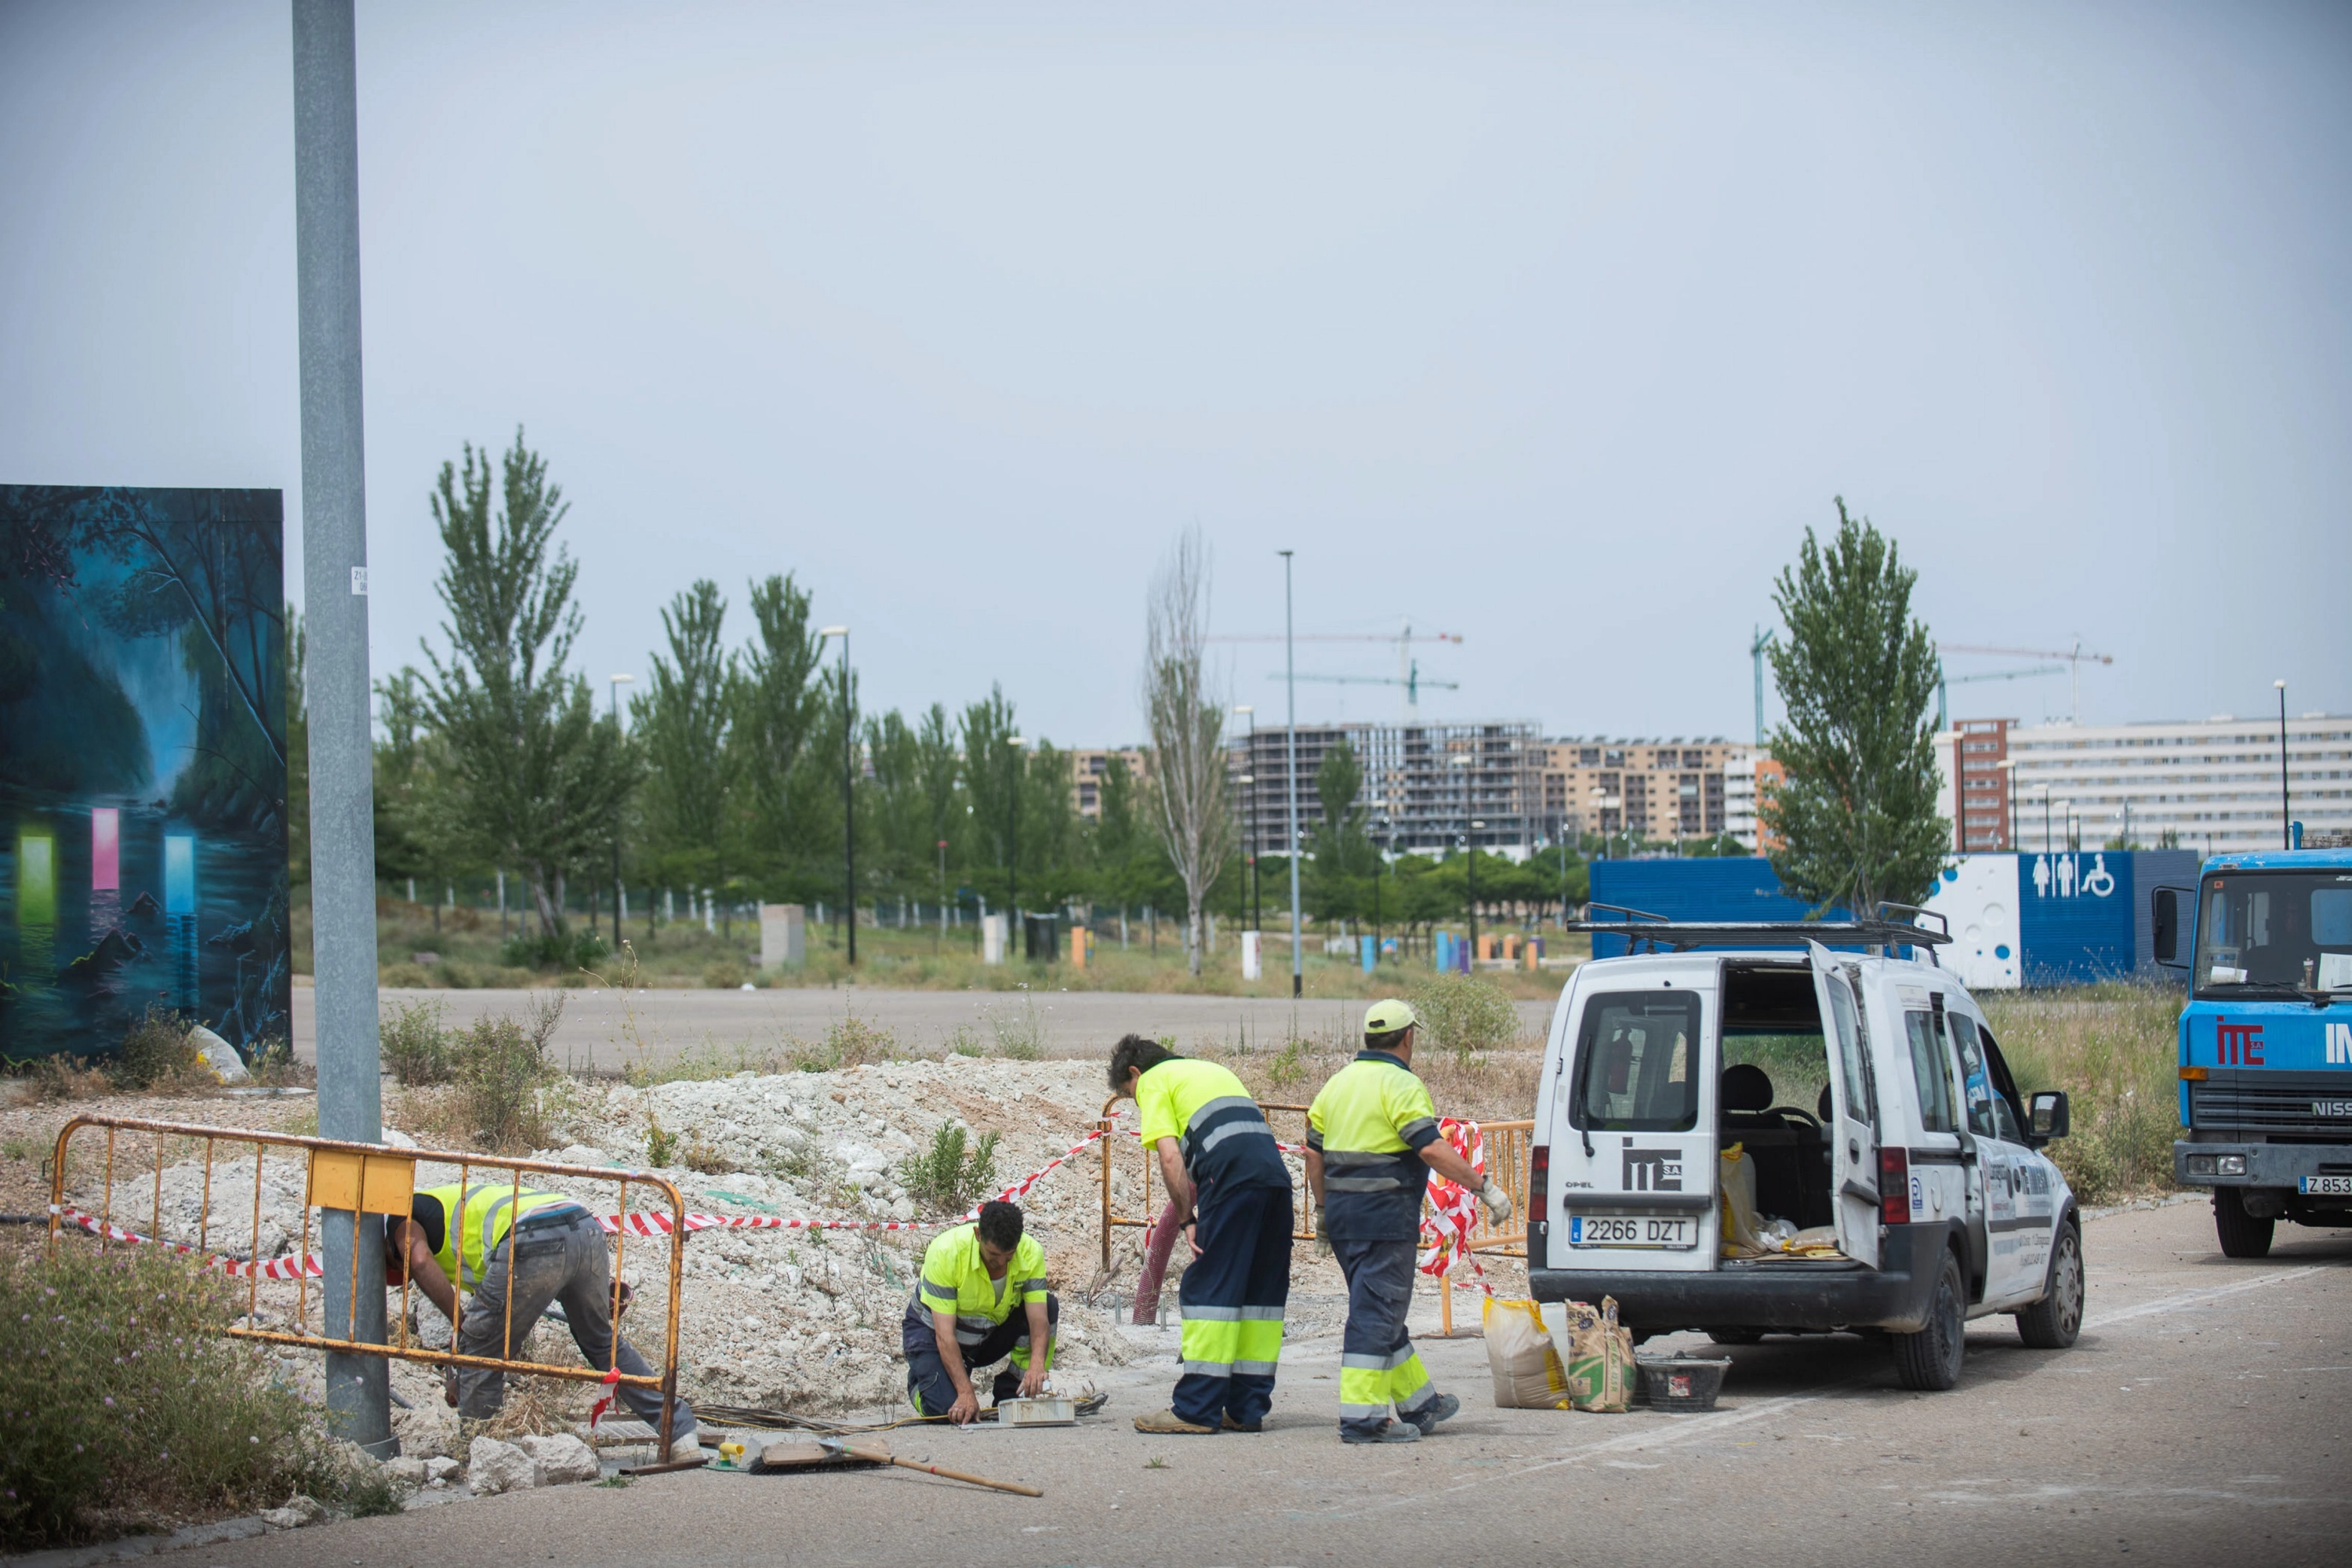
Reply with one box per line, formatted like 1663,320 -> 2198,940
2018,850 -> 2136,985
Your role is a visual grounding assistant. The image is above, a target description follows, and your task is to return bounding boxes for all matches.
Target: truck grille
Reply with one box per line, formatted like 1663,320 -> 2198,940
2192,1071 -> 2352,1135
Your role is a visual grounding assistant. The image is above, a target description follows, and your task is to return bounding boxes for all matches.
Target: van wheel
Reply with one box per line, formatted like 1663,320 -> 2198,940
1891,1250 -> 1966,1391
2213,1189 -> 2274,1259
1708,1328 -> 1764,1345
2014,1225 -> 2082,1349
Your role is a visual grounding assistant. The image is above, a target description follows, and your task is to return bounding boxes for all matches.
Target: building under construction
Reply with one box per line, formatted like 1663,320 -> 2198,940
1231,720 -> 1544,860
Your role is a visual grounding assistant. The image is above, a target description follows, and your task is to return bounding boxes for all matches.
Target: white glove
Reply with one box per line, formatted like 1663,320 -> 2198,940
1479,1178 -> 1513,1223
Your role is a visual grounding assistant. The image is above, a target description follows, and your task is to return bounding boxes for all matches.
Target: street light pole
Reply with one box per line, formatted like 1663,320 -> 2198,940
1468,818 -> 1486,963
2277,678 -> 2292,848
1236,704 -> 1257,935
608,673 -> 632,951
820,627 -> 852,964
1007,732 -> 1026,956
1280,550 -> 1301,1000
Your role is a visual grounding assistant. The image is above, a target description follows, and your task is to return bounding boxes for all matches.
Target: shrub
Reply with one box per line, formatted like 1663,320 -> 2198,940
379,998 -> 453,1086
0,1246 -> 333,1549
450,995 -> 565,1152
498,929 -> 608,972
5,1054 -> 112,1102
114,1007 -> 209,1091
898,1123 -> 1001,1215
644,1112 -> 678,1167
1407,974 -> 1523,1061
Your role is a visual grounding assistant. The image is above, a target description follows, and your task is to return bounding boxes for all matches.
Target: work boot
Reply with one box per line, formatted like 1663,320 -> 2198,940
1133,1409 -> 1216,1435
1222,1413 -> 1263,1433
991,1369 -> 1022,1406
669,1428 -> 705,1463
1406,1392 -> 1461,1435
1341,1421 -> 1421,1445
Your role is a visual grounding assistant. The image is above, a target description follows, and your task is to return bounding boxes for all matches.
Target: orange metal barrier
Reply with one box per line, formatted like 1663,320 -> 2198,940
1097,1099 -> 1536,1272
49,1115 -> 690,1450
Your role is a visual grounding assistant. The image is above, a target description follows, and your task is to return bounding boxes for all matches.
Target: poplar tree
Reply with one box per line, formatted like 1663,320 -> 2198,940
1762,499 -> 1949,916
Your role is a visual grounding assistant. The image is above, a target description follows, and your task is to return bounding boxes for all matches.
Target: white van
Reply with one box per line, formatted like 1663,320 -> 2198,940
1529,914 -> 2083,1391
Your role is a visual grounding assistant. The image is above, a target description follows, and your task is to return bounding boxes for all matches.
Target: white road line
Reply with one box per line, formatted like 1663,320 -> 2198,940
2084,1265 -> 2329,1330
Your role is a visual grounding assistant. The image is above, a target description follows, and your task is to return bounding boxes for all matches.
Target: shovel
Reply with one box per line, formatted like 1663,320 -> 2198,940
815,1436 -> 1043,1497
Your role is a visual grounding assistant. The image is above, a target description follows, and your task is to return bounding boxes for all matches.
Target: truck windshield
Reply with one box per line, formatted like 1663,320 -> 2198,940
2195,871 -> 2352,996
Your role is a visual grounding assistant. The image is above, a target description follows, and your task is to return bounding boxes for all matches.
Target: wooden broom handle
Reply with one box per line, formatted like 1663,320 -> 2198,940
880,1454 -> 1042,1497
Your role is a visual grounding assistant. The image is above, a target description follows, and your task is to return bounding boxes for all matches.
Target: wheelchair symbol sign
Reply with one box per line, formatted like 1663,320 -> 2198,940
2032,851 -> 2114,900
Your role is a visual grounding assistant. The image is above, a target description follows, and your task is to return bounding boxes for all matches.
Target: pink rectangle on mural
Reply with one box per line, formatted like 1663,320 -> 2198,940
91,808 -> 119,891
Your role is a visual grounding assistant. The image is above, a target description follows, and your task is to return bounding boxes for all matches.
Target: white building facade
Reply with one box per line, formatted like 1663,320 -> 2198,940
1942,713 -> 2352,856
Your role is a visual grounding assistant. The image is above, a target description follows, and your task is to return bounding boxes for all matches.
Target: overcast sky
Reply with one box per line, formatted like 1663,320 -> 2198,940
5,1 -> 2347,750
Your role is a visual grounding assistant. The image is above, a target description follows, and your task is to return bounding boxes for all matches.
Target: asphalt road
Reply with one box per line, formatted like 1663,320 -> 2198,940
292,985 -> 1563,1071
195,1199 -> 2351,1568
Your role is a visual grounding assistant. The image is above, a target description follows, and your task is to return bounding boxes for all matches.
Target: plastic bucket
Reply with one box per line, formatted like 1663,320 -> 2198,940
1635,1356 -> 1729,1411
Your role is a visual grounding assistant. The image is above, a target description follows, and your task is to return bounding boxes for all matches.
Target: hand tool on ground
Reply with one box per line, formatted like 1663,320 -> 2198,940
815,1436 -> 1043,1497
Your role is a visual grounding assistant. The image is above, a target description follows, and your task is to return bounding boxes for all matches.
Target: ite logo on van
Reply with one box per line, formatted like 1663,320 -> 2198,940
2216,1018 -> 2264,1066
1621,1144 -> 1683,1191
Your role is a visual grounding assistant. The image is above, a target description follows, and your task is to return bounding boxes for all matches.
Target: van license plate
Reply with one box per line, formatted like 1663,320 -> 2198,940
1567,1214 -> 1697,1250
2299,1175 -> 2352,1196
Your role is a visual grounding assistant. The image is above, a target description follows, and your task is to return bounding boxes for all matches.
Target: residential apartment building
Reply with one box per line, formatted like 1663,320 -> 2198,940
1067,747 -> 1149,819
1232,720 -> 1544,859
1935,713 -> 2352,855
1539,739 -> 1751,848
1933,718 -> 2016,851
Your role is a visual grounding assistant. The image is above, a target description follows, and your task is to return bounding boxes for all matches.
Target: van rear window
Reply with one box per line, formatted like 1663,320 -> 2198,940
1574,993 -> 1702,1132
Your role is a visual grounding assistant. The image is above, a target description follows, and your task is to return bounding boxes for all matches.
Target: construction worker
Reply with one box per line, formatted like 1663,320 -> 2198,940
385,1181 -> 699,1461
903,1200 -> 1057,1424
1110,1034 -> 1293,1436
1305,1000 -> 1511,1445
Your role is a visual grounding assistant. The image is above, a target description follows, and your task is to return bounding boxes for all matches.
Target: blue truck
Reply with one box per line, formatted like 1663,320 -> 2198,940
2156,847 -> 2352,1256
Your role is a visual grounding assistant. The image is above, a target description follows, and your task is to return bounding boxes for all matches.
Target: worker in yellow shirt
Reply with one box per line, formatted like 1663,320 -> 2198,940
1306,1000 -> 1510,1444
385,1181 -> 699,1459
1109,1034 -> 1294,1436
902,1200 -> 1056,1423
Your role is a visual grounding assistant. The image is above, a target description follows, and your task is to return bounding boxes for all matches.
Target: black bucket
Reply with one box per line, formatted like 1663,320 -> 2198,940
1635,1356 -> 1730,1411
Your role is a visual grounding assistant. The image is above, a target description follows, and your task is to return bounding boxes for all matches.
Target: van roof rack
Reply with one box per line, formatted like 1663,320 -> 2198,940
1565,902 -> 1950,955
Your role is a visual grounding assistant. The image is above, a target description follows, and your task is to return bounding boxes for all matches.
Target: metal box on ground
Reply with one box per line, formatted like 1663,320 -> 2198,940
997,1396 -> 1076,1427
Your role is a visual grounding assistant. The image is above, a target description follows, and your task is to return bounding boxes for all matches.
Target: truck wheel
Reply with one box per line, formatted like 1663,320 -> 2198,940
1891,1250 -> 1967,1392
2213,1189 -> 2274,1259
2014,1225 -> 2082,1349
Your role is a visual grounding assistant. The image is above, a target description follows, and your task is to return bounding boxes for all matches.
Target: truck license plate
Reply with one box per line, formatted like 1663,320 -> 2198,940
1568,1214 -> 1697,1250
2299,1175 -> 2352,1196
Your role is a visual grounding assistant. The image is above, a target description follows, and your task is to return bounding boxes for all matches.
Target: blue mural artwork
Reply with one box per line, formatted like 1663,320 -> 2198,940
1,486 -> 290,1062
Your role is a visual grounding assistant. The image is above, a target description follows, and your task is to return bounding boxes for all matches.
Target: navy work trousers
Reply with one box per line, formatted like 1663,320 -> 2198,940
905,1294 -> 1058,1416
1172,1181 -> 1294,1428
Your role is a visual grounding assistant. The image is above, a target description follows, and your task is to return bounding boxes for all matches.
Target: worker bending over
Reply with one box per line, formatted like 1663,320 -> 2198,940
1111,1035 -> 1294,1436
904,1200 -> 1056,1424
1305,1000 -> 1511,1445
386,1181 -> 699,1461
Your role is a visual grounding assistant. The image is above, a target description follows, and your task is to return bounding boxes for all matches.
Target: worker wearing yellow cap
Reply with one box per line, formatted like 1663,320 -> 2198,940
1305,999 -> 1511,1444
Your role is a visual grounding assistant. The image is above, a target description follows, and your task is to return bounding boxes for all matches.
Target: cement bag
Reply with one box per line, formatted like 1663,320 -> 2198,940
1719,1142 -> 1764,1258
1483,1298 -> 1570,1410
1553,1296 -> 1636,1414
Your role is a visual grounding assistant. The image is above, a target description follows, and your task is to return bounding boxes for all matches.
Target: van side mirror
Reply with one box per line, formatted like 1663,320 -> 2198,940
2152,888 -> 2179,964
2029,1091 -> 2071,1142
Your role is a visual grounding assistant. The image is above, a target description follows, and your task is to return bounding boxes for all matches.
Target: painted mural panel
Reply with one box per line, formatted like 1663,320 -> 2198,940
1,486 -> 289,1061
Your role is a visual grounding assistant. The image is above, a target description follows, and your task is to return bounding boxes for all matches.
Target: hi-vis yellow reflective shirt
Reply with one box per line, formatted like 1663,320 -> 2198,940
913,1223 -> 1048,1348
1307,1051 -> 1441,1240
411,1182 -> 583,1290
1135,1058 -> 1287,1192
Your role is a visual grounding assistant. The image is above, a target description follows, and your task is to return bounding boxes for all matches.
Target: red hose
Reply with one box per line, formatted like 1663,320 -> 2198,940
1130,1200 -> 1182,1325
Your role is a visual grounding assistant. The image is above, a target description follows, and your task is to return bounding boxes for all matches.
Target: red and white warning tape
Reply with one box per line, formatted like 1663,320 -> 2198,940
50,1120 -> 1126,1275
1417,1118 -> 1494,1295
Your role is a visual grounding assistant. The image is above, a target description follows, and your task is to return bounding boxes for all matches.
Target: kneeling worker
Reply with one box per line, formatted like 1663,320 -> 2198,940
904,1200 -> 1056,1423
1306,1000 -> 1511,1445
1111,1033 -> 1294,1436
386,1181 -> 699,1461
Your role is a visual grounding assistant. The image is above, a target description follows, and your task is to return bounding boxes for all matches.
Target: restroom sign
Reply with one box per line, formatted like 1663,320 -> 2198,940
2031,851 -> 2117,900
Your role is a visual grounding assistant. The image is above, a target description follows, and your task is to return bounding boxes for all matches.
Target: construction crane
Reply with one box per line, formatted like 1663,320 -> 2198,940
1936,640 -> 2113,724
1217,621 -> 1463,718
1936,665 -> 2063,729
1269,660 -> 1461,710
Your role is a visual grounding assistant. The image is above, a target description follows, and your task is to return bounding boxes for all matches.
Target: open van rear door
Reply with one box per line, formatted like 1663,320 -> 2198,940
1807,941 -> 1882,1268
